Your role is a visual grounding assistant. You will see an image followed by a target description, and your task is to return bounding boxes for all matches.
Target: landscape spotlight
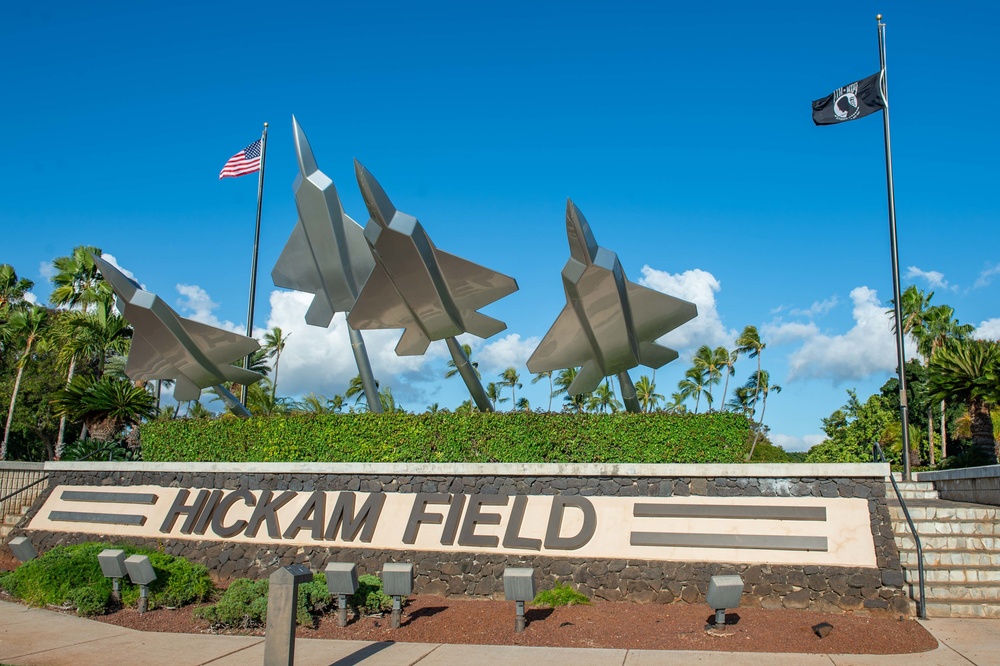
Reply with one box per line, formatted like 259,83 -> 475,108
706,574 -> 744,629
381,563 -> 413,629
8,536 -> 36,562
502,567 -> 536,633
324,562 -> 359,627
124,554 -> 157,613
98,549 -> 128,601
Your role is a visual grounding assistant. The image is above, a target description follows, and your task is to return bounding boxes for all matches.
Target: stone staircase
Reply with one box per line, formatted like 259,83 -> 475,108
886,477 -> 1000,618
0,503 -> 32,540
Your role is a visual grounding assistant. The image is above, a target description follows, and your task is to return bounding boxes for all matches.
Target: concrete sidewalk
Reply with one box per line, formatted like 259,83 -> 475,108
0,600 -> 996,666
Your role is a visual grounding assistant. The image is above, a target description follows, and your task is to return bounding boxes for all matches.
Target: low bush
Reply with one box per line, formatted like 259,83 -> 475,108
532,582 -> 591,607
0,542 -> 213,616
195,574 -> 333,629
349,574 -> 393,615
141,412 -> 753,464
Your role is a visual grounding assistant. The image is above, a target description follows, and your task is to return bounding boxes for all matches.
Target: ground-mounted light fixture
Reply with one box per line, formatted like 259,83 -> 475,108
381,563 -> 413,629
124,554 -> 157,613
8,536 -> 36,562
98,549 -> 127,601
503,567 -> 536,633
706,574 -> 744,630
324,562 -> 359,628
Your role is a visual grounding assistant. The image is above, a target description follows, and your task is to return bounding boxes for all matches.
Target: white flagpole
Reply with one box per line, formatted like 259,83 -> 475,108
241,122 -> 268,407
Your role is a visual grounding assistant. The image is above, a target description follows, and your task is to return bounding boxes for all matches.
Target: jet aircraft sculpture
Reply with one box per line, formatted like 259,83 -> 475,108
92,254 -> 263,418
348,160 -> 519,411
526,200 -> 697,412
271,117 -> 382,411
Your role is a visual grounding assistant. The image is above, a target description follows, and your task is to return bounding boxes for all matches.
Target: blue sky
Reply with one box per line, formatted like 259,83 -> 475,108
3,1 -> 998,450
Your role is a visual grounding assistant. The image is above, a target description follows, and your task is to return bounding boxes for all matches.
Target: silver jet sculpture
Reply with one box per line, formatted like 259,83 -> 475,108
526,200 -> 697,413
271,117 -> 382,412
348,160 -> 519,412
92,254 -> 263,418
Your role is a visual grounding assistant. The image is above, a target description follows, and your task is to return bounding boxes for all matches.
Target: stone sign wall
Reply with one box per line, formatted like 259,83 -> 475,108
12,462 -> 910,616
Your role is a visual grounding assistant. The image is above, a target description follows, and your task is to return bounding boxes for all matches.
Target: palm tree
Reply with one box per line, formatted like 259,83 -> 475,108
667,391 -> 688,414
586,380 -> 622,413
735,325 -> 766,411
0,264 -> 34,316
2,306 -> 49,459
531,370 -> 554,412
677,366 -> 709,414
485,382 -> 508,409
634,375 -> 664,413
744,370 -> 782,460
727,385 -> 755,417
516,397 -> 531,411
553,367 -> 587,413
262,327 -> 291,400
692,345 -> 724,411
500,367 -> 522,408
445,343 -> 480,379
927,339 -> 1000,464
299,392 -> 342,414
49,246 -> 109,313
718,347 -> 739,411
51,375 -> 156,442
345,374 -> 378,410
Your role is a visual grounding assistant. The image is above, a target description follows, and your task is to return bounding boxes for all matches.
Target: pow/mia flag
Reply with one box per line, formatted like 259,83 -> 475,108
812,71 -> 885,125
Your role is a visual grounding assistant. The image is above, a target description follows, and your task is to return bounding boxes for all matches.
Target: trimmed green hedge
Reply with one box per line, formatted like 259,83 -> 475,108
141,412 -> 752,464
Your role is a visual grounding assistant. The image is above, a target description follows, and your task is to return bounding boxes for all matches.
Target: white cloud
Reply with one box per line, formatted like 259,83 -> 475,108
477,333 -> 540,374
974,264 -> 1000,289
23,292 -> 37,305
763,321 -> 820,345
786,286 -> 899,382
175,284 -> 242,333
38,261 -> 56,279
905,266 -> 954,291
974,318 -> 1000,341
261,290 -> 445,402
789,296 -> 838,318
638,266 -> 735,352
770,433 -> 826,452
101,254 -> 139,283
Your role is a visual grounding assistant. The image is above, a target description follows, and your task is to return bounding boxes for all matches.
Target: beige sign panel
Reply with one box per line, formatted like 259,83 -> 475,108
30,486 -> 877,567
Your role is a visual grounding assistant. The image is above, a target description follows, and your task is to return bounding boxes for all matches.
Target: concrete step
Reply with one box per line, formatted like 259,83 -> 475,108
889,519 -> 1000,536
903,566 -> 1000,584
894,534 -> 1000,551
887,504 -> 1000,521
889,481 -> 937,491
900,549 -> 1000,567
893,490 -> 941,500
920,582 -> 1000,601
924,600 -> 1000,618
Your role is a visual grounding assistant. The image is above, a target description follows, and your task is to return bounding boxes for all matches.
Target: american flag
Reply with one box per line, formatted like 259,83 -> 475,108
219,139 -> 262,179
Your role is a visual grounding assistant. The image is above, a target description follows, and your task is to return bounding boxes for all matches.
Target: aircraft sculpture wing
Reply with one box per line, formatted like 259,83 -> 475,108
435,249 -> 518,310
124,333 -> 178,381
527,304 -> 594,373
347,262 -> 431,355
178,316 -> 261,365
625,282 -> 696,368
272,220 -> 322,295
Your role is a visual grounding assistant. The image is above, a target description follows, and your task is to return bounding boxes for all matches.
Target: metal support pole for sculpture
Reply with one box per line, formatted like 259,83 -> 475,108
618,371 -> 642,414
877,15 -> 912,480
349,327 -> 383,413
447,337 -> 494,412
213,384 -> 252,418
242,122 -> 269,408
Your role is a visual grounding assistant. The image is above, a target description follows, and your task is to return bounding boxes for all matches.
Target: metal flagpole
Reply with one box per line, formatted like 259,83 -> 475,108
241,122 -> 269,407
877,15 -> 912,480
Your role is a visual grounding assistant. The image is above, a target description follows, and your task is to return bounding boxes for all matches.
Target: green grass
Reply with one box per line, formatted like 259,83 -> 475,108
532,582 -> 591,607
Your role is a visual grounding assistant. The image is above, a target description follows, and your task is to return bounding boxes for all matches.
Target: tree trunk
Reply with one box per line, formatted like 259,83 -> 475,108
55,356 -> 77,460
927,406 -> 935,467
940,399 -> 948,459
1,362 -> 27,460
969,396 -> 999,464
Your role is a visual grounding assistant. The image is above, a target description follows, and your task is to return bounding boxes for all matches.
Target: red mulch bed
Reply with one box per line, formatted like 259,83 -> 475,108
88,596 -> 936,655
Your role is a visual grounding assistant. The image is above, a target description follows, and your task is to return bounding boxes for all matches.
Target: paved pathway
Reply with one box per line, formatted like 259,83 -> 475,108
0,601 -> 996,665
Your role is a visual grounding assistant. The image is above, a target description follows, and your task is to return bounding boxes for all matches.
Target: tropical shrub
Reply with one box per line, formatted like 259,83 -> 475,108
195,574 -> 333,629
349,574 -> 393,615
0,542 -> 213,615
532,582 -> 591,607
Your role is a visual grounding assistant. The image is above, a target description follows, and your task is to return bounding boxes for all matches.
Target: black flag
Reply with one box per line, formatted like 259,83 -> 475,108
812,71 -> 885,125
